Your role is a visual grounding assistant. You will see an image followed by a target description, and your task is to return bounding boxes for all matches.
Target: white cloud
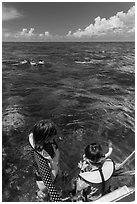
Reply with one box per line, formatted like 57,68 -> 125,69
67,6 -> 135,38
3,28 -> 52,41
128,27 -> 135,33
2,4 -> 23,21
45,31 -> 50,36
3,32 -> 11,38
38,32 -> 51,39
28,28 -> 34,36
2,28 -> 14,39
67,31 -> 72,37
3,5 -> 135,42
20,28 -> 27,36
20,28 -> 35,37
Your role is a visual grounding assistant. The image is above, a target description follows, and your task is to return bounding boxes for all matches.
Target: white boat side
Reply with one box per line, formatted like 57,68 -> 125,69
94,185 -> 135,202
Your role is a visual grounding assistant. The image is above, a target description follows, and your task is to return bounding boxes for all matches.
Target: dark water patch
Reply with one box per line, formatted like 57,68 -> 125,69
113,72 -> 135,87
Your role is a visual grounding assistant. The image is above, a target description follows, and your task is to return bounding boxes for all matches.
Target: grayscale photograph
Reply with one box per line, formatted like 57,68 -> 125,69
2,1 -> 135,202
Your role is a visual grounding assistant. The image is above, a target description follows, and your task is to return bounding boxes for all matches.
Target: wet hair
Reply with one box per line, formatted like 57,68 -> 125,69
85,143 -> 104,164
31,120 -> 57,151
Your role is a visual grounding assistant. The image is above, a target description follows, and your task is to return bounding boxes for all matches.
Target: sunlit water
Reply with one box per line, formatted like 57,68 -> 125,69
2,42 -> 135,201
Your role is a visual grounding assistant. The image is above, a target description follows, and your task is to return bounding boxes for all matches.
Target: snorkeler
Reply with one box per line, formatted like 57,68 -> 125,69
71,141 -> 115,201
28,120 -> 62,201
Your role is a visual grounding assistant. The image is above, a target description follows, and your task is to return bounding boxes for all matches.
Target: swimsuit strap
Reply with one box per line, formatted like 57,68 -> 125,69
98,167 -> 105,195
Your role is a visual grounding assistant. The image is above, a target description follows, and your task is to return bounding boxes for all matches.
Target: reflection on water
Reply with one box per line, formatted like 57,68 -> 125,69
2,42 -> 135,201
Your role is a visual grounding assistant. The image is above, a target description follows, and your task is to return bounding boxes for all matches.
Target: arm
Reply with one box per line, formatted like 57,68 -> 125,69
105,141 -> 113,158
78,154 -> 88,172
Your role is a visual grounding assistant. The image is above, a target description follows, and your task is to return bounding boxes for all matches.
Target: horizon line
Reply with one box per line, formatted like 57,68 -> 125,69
2,41 -> 135,43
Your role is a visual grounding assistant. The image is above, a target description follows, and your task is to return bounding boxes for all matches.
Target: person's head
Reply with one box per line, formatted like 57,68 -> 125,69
31,119 -> 57,151
84,143 -> 104,164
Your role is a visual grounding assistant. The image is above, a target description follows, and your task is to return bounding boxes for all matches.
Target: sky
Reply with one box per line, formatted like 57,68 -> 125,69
2,1 -> 135,42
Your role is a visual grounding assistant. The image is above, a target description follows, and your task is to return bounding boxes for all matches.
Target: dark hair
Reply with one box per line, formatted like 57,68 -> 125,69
85,143 -> 104,164
31,120 -> 57,151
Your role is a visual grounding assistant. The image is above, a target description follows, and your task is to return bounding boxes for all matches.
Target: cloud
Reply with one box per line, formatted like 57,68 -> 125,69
67,6 -> 135,38
20,28 -> 35,37
28,28 -> 35,36
2,28 -> 13,39
2,4 -> 23,21
3,28 -> 35,40
3,32 -> 11,38
67,30 -> 72,37
45,31 -> 50,36
14,28 -> 52,41
39,33 -> 44,37
3,5 -> 135,42
39,31 -> 51,39
128,27 -> 135,33
20,28 -> 27,36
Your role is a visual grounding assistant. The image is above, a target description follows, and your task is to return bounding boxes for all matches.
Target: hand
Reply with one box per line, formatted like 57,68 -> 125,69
78,161 -> 82,169
108,140 -> 112,148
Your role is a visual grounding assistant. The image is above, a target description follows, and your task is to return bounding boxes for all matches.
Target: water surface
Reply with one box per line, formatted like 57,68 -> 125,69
2,42 -> 135,201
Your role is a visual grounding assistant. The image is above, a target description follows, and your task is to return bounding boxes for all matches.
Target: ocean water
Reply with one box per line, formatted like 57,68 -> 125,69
2,42 -> 135,201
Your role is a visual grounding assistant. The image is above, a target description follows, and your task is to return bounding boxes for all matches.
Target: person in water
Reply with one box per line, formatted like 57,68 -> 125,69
71,141 -> 114,201
28,119 -> 62,201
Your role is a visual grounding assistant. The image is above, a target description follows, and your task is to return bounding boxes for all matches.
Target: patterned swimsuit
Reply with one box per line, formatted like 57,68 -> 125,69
30,140 -> 61,201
